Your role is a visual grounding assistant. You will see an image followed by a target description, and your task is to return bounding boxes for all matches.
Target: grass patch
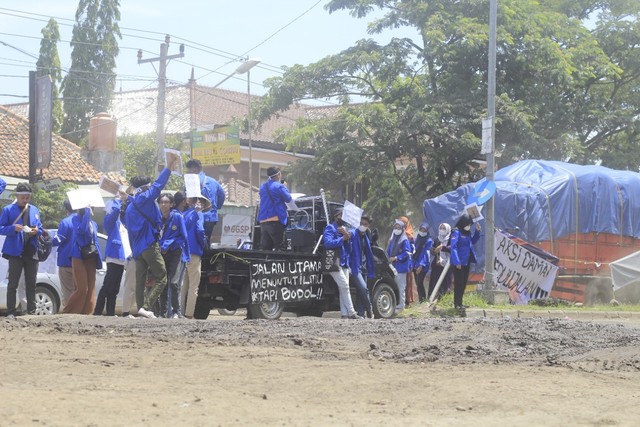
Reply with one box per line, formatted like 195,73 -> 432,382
399,291 -> 640,317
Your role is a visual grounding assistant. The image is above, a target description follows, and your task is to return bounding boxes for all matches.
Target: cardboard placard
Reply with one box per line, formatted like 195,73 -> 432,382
164,149 -> 183,176
99,175 -> 122,196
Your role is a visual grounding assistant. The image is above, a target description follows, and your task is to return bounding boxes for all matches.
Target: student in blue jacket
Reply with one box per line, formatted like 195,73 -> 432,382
349,215 -> 375,318
157,192 -> 189,318
386,219 -> 412,312
53,199 -> 76,307
412,223 -> 433,303
94,196 -> 131,316
124,167 -> 172,319
181,196 -> 206,319
185,159 -> 225,244
64,207 -> 102,315
0,182 -> 42,318
324,208 -> 361,319
449,213 -> 482,311
257,166 -> 292,251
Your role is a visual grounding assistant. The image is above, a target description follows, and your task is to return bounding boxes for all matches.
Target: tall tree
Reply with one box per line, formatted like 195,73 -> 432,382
36,18 -> 63,133
254,0 -> 639,226
61,0 -> 121,144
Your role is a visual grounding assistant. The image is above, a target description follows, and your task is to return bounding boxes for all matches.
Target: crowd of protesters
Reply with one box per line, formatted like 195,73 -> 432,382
0,160 -> 478,319
0,157 -> 223,319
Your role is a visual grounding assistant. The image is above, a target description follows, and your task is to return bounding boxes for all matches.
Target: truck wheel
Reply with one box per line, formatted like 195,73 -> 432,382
371,281 -> 396,319
193,299 -> 211,320
217,308 -> 237,316
248,301 -> 284,320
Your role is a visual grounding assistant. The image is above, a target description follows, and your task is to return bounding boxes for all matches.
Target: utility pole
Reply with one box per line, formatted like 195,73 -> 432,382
484,0 -> 498,289
138,35 -> 184,170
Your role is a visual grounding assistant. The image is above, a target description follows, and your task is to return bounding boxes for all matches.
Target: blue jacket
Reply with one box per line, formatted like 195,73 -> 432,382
70,208 -> 103,269
159,209 -> 189,257
323,222 -> 350,268
450,228 -> 481,267
412,235 -> 433,272
53,213 -> 76,267
386,234 -> 412,274
257,179 -> 292,225
199,171 -> 225,223
0,178 -> 5,195
184,208 -> 206,257
125,168 -> 171,258
103,198 -> 128,261
0,203 -> 44,258
349,229 -> 375,279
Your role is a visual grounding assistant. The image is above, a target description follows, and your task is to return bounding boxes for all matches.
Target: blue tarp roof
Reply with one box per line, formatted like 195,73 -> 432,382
423,160 -> 640,271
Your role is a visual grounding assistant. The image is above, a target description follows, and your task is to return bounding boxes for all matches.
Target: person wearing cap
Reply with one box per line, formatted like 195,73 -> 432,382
386,219 -> 412,312
185,159 -> 225,243
0,182 -> 43,318
412,223 -> 434,303
349,214 -> 375,318
450,213 -> 482,311
323,207 -> 362,319
124,167 -> 172,319
257,166 -> 292,251
52,199 -> 76,307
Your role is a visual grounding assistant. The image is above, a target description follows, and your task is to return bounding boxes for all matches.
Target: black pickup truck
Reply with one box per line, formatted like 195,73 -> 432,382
193,195 -> 400,320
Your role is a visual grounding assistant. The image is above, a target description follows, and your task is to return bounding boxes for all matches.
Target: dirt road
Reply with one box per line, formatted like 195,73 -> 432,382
1,312 -> 639,426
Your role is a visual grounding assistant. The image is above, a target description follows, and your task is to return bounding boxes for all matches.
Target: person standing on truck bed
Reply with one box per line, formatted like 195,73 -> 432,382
324,208 -> 362,320
124,166 -> 173,319
257,166 -> 292,251
185,159 -> 225,245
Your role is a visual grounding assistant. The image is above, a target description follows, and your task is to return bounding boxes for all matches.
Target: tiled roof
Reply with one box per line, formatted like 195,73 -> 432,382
221,177 -> 259,207
0,105 -> 103,184
111,84 -> 316,146
3,85 -> 342,149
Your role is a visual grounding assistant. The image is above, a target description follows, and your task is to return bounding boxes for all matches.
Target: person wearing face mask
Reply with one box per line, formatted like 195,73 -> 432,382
349,215 -> 375,318
323,208 -> 362,319
398,216 -> 418,307
412,223 -> 433,303
450,214 -> 482,311
428,222 -> 453,301
386,219 -> 412,312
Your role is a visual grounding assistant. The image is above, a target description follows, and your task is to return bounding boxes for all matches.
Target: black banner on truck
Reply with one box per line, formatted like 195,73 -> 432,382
250,259 -> 324,303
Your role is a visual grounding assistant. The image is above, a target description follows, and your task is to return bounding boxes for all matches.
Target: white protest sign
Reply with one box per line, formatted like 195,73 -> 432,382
184,174 -> 202,198
219,214 -> 252,246
67,188 -> 105,210
493,229 -> 558,304
342,200 -> 363,228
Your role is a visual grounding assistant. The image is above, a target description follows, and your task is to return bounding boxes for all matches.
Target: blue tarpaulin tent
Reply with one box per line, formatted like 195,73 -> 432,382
423,160 -> 640,272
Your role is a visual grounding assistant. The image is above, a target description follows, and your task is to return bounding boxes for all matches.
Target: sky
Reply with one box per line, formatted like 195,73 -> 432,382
0,0 -> 419,105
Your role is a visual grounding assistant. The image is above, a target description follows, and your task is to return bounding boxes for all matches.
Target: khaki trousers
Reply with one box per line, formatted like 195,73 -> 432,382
181,255 -> 201,317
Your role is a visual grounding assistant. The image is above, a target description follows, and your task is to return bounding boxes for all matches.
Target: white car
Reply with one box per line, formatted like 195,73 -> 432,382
0,232 -> 129,315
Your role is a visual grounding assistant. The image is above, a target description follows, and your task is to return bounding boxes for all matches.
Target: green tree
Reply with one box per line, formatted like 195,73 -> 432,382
36,18 -> 63,133
255,0 -> 639,227
117,133 -> 186,191
61,0 -> 121,145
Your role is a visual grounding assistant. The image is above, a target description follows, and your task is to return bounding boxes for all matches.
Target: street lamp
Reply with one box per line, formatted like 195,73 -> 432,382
234,58 -> 261,207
